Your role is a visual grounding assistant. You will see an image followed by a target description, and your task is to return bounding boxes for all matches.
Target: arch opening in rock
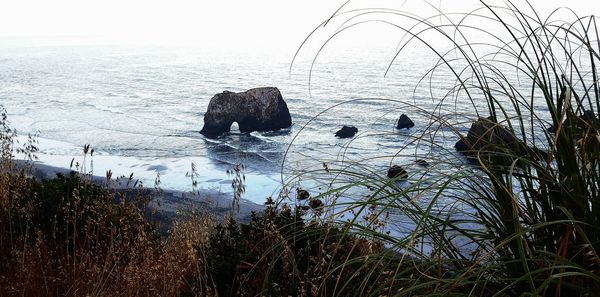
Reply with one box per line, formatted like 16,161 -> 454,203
230,121 -> 240,132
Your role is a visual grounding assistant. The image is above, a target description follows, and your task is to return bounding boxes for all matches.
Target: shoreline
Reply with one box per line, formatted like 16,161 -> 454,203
11,134 -> 283,205
11,159 -> 265,228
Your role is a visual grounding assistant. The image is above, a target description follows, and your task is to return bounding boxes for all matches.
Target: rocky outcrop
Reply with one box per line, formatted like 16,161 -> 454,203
396,114 -> 415,129
454,138 -> 469,152
455,117 -> 546,165
200,87 -> 292,138
548,110 -> 599,133
335,126 -> 358,138
387,165 -> 408,179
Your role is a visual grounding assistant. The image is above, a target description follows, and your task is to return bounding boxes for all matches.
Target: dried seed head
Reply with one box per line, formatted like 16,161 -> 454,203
308,199 -> 324,209
296,188 -> 310,200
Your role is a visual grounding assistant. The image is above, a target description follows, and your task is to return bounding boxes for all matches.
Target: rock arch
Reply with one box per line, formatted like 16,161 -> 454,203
200,87 -> 292,138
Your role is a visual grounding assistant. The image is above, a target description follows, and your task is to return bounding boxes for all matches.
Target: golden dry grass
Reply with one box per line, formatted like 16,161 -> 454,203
0,168 -> 215,296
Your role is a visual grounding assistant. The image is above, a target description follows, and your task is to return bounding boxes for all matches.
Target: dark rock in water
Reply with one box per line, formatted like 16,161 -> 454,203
200,87 -> 292,138
580,110 -> 598,125
578,111 -> 600,154
530,147 -> 549,160
454,139 -> 468,152
454,117 -> 516,154
335,126 -> 358,138
548,110 -> 599,134
296,188 -> 310,200
455,117 -> 547,166
308,199 -> 324,209
414,159 -> 429,167
467,117 -> 519,148
577,110 -> 600,134
387,165 -> 408,179
396,114 -> 415,129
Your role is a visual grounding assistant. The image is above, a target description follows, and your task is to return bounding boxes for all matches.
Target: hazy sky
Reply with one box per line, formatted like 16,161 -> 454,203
0,0 -> 598,51
0,1 -> 339,45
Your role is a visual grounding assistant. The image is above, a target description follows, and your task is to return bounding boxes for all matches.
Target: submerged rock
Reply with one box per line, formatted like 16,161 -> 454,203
396,114 -> 415,129
414,159 -> 429,167
387,165 -> 408,179
335,126 -> 358,138
200,87 -> 292,138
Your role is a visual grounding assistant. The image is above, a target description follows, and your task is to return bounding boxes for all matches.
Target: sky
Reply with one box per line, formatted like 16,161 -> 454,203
0,1 -> 340,47
0,0 -> 598,52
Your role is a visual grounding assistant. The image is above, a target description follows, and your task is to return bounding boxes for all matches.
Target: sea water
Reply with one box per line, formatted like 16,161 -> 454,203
0,41 -> 501,207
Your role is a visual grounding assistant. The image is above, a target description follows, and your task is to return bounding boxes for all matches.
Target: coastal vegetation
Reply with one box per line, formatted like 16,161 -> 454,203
0,107 -> 395,296
285,1 -> 600,295
1,1 -> 600,296
1,107 -> 205,295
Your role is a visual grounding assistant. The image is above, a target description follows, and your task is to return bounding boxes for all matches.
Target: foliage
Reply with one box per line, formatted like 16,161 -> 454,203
288,1 -> 600,295
196,203 -> 398,297
3,1 -> 600,295
0,107 -> 209,296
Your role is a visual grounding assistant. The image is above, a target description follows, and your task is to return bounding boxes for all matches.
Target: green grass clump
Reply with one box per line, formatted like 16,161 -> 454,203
286,1 -> 600,295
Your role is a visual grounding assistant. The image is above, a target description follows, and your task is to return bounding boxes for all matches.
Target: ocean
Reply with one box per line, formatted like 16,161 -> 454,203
0,41 -> 498,205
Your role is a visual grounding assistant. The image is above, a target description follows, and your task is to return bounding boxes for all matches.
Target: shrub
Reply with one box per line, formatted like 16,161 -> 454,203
194,203 -> 403,296
0,106 -> 209,296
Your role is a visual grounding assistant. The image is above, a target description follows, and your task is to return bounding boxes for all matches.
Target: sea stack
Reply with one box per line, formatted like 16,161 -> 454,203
200,87 -> 292,138
454,117 -> 547,165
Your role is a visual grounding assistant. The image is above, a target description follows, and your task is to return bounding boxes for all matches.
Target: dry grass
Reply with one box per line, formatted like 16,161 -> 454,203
1,100 -> 425,296
0,172 -> 215,296
0,106 -> 218,296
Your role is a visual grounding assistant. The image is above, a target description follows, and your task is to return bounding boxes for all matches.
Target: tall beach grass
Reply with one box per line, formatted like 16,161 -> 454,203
281,0 -> 600,295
